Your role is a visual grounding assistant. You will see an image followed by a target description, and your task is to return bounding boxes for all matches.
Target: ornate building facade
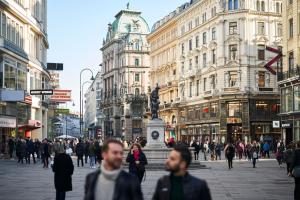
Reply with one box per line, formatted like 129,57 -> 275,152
100,7 -> 150,141
150,0 -> 283,144
278,0 -> 300,145
0,0 -> 50,150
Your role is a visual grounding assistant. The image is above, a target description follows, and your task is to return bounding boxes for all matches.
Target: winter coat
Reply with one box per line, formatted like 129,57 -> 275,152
26,140 -> 35,153
75,142 -> 84,156
284,149 -> 294,164
52,153 -> 74,192
126,151 -> 148,174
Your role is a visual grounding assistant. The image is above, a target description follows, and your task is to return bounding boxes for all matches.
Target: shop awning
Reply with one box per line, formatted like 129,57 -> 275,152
18,120 -> 41,131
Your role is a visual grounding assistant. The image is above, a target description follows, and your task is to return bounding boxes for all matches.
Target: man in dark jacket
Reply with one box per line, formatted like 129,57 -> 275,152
84,140 -> 90,164
153,145 -> 212,200
52,149 -> 74,200
75,140 -> 84,167
8,137 -> 14,158
84,139 -> 143,200
26,139 -> 36,164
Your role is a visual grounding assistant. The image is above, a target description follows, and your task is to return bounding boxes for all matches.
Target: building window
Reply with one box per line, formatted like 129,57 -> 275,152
228,102 -> 241,117
203,32 -> 207,44
195,17 -> 200,27
210,102 -> 219,118
212,27 -> 216,40
135,88 -> 140,95
228,0 -> 233,10
181,25 -> 185,35
277,23 -> 282,36
189,59 -> 192,70
202,13 -> 206,23
256,101 -> 269,116
135,58 -> 139,66
135,73 -> 140,82
173,69 -> 176,75
4,63 -> 16,89
189,82 -> 193,97
288,52 -> 294,70
195,56 -> 199,68
203,53 -> 207,67
261,1 -> 265,11
196,80 -> 200,96
257,45 -> 265,60
289,0 -> 293,4
212,49 -> 216,64
188,21 -> 193,31
281,86 -> 293,113
258,22 -> 265,35
229,22 -> 237,35
294,85 -> 300,111
195,36 -> 199,48
203,78 -> 207,91
229,45 -> 238,60
181,62 -> 184,73
181,43 -> 185,54
189,39 -> 193,51
1,13 -> 6,38
234,0 -> 238,9
276,2 -> 280,13
229,71 -> 238,87
289,18 -> 293,38
258,71 -> 265,87
257,0 -> 260,11
211,75 -> 216,89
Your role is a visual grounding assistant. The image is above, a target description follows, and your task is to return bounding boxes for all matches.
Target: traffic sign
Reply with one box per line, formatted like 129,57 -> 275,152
30,89 -> 53,95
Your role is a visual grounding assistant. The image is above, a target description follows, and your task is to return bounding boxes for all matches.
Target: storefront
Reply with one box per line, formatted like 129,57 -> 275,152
0,115 -> 16,154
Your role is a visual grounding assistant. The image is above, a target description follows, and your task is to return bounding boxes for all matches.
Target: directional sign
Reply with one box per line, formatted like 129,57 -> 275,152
264,46 -> 283,75
30,89 -> 53,95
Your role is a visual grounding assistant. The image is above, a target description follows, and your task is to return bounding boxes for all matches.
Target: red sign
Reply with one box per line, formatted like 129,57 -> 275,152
24,95 -> 32,105
50,90 -> 72,102
264,46 -> 283,75
203,107 -> 209,113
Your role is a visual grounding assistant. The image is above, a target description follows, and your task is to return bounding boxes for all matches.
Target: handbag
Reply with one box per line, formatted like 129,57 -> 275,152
253,152 -> 258,159
292,166 -> 300,178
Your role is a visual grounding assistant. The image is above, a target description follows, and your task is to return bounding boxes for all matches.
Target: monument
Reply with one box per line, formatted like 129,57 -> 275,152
147,85 -> 166,148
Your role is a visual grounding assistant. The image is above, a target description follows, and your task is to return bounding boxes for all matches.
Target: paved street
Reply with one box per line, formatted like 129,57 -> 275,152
0,157 -> 294,200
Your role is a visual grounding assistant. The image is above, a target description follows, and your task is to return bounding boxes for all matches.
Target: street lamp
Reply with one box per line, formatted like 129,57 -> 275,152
80,68 -> 94,137
81,81 -> 93,137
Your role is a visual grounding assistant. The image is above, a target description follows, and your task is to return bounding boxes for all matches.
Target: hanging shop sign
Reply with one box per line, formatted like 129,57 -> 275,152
272,121 -> 280,128
50,90 -> 72,102
30,89 -> 53,95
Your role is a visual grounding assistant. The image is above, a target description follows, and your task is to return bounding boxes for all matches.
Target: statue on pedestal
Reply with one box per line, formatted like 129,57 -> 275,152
150,84 -> 160,119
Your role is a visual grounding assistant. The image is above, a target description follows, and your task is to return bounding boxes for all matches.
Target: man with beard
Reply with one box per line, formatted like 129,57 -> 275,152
84,139 -> 143,200
153,145 -> 212,200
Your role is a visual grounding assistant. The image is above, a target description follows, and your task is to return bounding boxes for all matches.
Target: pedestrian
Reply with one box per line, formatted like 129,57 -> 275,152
291,141 -> 300,200
34,139 -> 41,162
276,142 -> 285,167
215,142 -> 222,160
203,140 -> 209,161
152,144 -> 212,200
126,143 -> 148,183
26,139 -> 36,164
251,141 -> 259,168
84,140 -> 90,164
246,142 -> 252,161
52,148 -> 74,200
42,139 -> 51,168
83,139 -> 143,200
263,141 -> 270,158
8,137 -> 14,159
94,141 -> 102,165
75,139 -> 84,167
18,139 -> 26,164
192,141 -> 200,160
16,138 -> 22,163
224,141 -> 235,169
54,139 -> 65,156
285,143 -> 295,176
210,140 -> 216,161
88,140 -> 96,168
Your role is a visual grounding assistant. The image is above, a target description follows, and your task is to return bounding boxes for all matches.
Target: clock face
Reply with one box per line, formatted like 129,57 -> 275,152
151,131 -> 159,140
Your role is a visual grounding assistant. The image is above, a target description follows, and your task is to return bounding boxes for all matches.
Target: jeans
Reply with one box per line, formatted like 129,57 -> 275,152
252,158 -> 257,168
89,156 -> 95,168
27,152 -> 36,164
56,190 -> 66,200
228,158 -> 233,169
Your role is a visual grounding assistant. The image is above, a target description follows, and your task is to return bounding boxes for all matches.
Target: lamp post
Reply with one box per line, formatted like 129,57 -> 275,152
81,81 -> 94,138
80,68 -> 94,138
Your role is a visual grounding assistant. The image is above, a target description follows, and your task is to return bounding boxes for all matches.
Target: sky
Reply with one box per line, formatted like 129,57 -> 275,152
47,0 -> 185,112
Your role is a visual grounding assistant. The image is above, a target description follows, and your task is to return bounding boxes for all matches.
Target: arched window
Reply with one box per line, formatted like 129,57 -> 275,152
135,88 -> 140,95
256,1 -> 260,11
261,1 -> 265,11
234,0 -> 238,9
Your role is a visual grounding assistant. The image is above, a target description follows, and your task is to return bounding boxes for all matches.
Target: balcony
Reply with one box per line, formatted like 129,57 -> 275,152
277,66 -> 300,83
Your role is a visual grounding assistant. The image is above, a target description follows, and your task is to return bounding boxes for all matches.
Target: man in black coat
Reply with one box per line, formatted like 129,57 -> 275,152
26,139 -> 36,164
52,149 -> 74,200
84,139 -> 143,200
75,140 -> 84,167
153,145 -> 212,200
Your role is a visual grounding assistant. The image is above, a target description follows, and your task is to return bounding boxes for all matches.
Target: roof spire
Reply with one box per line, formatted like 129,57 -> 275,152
126,0 -> 130,9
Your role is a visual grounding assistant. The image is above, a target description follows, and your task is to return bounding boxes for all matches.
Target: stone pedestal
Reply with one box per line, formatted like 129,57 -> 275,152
146,118 -> 165,148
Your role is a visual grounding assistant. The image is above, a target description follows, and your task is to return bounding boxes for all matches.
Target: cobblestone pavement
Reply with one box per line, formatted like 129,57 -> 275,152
0,157 -> 294,200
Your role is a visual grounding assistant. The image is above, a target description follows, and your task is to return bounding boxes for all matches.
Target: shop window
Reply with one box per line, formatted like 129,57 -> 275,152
256,101 -> 269,117
281,86 -> 293,113
228,101 -> 241,117
294,85 -> 300,111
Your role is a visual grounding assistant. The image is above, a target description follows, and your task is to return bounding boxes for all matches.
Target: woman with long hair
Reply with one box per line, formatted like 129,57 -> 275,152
126,143 -> 148,183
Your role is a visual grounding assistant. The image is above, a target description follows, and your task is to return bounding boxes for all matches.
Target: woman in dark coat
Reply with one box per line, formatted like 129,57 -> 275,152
52,149 -> 74,200
126,143 -> 148,183
224,141 -> 235,169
